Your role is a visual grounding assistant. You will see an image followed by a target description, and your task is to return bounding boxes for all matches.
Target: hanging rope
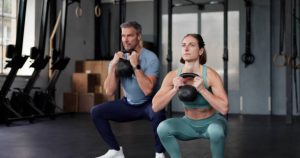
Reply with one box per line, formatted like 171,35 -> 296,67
290,0 -> 299,69
294,0 -> 300,69
292,0 -> 299,112
241,0 -> 255,67
273,0 -> 289,67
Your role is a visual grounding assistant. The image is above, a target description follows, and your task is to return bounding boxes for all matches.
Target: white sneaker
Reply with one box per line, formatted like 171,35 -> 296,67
96,147 -> 125,158
155,152 -> 165,158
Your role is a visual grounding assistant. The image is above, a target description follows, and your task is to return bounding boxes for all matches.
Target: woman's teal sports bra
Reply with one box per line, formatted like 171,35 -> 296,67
177,65 -> 212,109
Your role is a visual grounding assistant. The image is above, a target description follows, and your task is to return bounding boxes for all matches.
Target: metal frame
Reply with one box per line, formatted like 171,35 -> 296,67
23,0 -> 51,95
0,0 -> 29,124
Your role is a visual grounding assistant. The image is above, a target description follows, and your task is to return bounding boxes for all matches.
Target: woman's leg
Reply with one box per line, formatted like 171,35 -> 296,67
156,118 -> 200,158
205,116 -> 227,158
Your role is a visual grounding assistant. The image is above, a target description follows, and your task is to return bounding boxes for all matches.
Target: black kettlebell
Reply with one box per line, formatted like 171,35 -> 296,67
178,73 -> 199,102
115,49 -> 136,78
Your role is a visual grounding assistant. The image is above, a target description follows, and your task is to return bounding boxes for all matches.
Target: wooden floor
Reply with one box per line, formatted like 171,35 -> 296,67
0,113 -> 300,158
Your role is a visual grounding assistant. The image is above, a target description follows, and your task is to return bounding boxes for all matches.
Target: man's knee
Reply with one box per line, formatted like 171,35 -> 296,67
151,109 -> 166,121
90,105 -> 99,119
90,103 -> 106,119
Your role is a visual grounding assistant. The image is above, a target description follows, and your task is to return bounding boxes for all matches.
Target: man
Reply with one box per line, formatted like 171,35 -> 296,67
90,21 -> 166,158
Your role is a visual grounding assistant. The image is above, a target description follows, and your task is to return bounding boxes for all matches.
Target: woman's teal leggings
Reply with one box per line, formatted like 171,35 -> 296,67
157,113 -> 227,158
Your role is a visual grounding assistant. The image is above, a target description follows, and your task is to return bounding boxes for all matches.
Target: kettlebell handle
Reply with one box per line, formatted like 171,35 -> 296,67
179,73 -> 199,78
122,48 -> 136,55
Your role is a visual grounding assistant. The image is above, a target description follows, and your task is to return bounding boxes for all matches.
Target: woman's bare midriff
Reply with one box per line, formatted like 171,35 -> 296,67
184,107 -> 215,120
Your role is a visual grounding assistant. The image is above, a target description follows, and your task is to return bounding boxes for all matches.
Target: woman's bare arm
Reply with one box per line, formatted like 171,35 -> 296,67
198,67 -> 228,115
152,71 -> 178,112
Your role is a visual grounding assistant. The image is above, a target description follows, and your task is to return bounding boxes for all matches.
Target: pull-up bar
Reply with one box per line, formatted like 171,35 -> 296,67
173,0 -> 224,8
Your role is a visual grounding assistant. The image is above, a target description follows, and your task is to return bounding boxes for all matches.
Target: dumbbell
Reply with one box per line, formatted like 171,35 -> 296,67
178,73 -> 199,102
115,49 -> 136,78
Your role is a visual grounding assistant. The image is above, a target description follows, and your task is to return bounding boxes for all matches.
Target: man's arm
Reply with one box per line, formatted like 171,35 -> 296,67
130,51 -> 159,96
104,64 -> 119,96
134,69 -> 157,96
103,52 -> 123,96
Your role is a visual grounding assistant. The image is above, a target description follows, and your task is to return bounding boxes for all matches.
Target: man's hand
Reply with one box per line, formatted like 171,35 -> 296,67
111,51 -> 124,66
129,50 -> 139,67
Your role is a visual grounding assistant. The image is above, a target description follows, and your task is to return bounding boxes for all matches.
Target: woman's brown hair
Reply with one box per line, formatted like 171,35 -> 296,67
180,34 -> 207,64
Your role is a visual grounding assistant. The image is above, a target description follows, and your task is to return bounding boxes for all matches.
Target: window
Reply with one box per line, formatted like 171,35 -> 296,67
0,0 -> 17,74
0,0 -> 35,76
201,11 -> 240,91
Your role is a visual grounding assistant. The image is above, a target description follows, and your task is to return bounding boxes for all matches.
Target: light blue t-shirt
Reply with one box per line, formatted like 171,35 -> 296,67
110,48 -> 160,105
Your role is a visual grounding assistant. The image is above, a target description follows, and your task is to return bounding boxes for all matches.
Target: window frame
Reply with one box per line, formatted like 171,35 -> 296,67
0,0 -> 35,76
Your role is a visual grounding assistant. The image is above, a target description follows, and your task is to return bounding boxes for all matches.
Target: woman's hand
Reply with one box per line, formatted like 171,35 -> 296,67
193,76 -> 205,92
172,76 -> 184,91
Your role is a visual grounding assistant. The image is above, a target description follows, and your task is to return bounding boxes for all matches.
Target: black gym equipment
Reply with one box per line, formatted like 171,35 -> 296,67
95,0 -> 111,60
241,0 -> 255,67
272,0 -> 289,67
10,0 -> 51,120
33,57 -> 70,119
115,48 -> 136,78
122,48 -> 135,54
0,0 -> 29,125
32,0 -> 79,119
116,58 -> 134,78
178,73 -> 199,102
291,0 -> 299,113
284,0 -> 296,124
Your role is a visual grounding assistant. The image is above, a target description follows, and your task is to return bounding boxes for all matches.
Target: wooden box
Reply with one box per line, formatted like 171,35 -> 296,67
63,92 -> 78,112
72,73 -> 100,93
78,93 -> 103,113
75,60 -> 114,101
75,60 -> 110,87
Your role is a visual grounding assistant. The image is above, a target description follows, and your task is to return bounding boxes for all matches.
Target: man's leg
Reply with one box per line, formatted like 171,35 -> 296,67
144,102 -> 166,153
90,98 -> 142,150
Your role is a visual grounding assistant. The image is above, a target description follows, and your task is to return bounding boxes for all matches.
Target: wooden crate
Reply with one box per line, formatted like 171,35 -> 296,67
63,92 -> 79,112
72,73 -> 100,93
78,93 -> 103,113
75,60 -> 114,101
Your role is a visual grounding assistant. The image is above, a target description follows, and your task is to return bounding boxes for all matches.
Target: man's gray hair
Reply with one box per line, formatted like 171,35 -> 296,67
120,21 -> 142,34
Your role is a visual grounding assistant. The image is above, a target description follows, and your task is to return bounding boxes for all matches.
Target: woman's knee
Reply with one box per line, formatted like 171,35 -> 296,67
157,121 -> 172,137
157,120 -> 174,137
207,123 -> 226,140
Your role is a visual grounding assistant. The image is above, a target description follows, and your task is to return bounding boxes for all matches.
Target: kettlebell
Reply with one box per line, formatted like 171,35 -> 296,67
116,58 -> 133,77
178,73 -> 199,102
115,49 -> 136,78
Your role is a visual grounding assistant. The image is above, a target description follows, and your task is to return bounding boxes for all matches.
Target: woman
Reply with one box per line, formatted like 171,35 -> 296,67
152,34 -> 228,158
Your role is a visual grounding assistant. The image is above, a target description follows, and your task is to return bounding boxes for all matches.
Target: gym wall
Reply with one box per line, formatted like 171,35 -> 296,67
1,0 -> 296,116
